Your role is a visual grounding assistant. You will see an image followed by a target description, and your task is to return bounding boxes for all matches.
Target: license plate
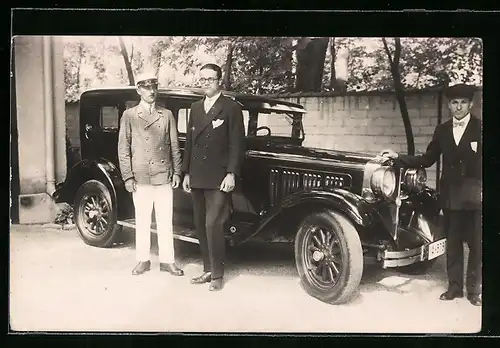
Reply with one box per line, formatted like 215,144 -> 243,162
427,239 -> 446,260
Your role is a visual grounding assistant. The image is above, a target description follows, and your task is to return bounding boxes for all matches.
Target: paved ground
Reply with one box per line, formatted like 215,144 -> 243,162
9,224 -> 481,333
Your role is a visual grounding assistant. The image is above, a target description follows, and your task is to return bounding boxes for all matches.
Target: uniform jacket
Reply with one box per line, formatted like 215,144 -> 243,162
397,115 -> 482,210
118,103 -> 182,185
182,94 -> 246,189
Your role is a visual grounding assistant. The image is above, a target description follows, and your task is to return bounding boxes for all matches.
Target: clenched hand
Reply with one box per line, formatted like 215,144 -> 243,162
182,174 -> 191,193
125,178 -> 137,192
220,173 -> 235,193
172,174 -> 181,189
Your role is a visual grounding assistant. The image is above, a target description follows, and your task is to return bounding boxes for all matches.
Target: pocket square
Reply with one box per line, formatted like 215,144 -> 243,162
212,119 -> 224,129
470,141 -> 478,153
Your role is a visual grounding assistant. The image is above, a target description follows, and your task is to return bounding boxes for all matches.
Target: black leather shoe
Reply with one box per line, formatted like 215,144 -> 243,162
191,272 -> 212,284
439,290 -> 464,301
467,294 -> 482,306
132,261 -> 151,275
209,278 -> 224,291
160,263 -> 184,276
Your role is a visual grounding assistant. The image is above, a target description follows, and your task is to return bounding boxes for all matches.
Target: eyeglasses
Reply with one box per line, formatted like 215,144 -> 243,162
199,77 -> 219,84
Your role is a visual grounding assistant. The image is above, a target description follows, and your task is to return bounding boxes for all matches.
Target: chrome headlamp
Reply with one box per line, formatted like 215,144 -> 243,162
404,168 -> 427,192
370,166 -> 397,198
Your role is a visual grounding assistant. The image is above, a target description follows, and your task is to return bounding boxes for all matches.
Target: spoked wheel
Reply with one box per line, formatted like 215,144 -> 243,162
74,180 -> 122,248
295,210 -> 363,305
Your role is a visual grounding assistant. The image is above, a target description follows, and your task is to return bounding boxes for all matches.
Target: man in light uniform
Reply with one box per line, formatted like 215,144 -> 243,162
118,72 -> 184,276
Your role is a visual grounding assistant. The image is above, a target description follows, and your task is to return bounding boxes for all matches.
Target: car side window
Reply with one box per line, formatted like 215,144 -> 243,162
100,106 -> 119,129
177,108 -> 190,134
242,110 -> 250,136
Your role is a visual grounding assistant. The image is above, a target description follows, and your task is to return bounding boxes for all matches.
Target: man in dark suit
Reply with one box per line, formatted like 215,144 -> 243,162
182,63 -> 246,291
381,84 -> 482,306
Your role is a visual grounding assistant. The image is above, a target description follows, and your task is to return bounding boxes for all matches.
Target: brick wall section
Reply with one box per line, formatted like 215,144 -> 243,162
65,89 -> 482,189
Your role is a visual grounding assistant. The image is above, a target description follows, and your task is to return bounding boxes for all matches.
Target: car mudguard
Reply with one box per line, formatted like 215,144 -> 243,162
235,188 -> 394,246
53,158 -> 129,219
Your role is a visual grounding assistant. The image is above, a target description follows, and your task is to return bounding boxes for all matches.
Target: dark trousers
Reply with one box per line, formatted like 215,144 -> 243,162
191,189 -> 230,279
444,209 -> 482,295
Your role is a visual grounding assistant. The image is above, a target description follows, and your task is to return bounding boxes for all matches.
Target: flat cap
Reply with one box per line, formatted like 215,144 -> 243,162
445,83 -> 475,100
136,71 -> 158,87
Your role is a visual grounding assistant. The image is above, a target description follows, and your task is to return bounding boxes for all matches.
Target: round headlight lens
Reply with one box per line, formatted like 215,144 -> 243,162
370,167 -> 397,198
404,168 -> 427,192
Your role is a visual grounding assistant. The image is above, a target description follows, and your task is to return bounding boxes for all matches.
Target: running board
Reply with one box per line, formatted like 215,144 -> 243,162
117,220 -> 199,244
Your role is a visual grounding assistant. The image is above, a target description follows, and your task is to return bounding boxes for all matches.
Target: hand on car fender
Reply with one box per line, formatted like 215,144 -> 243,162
182,174 -> 191,193
171,174 -> 181,189
379,149 -> 399,159
125,178 -> 137,192
220,173 -> 235,193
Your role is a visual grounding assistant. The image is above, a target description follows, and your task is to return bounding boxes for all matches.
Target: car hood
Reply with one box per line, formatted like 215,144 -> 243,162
270,144 -> 376,167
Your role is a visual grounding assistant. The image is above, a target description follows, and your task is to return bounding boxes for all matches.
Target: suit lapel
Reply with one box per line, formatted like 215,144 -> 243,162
136,104 -> 161,129
457,116 -> 478,148
193,95 -> 224,139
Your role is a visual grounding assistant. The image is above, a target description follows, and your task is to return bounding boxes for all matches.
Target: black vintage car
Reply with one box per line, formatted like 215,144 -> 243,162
54,86 -> 446,305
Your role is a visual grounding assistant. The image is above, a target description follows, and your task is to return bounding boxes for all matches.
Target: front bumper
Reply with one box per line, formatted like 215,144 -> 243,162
380,238 -> 447,268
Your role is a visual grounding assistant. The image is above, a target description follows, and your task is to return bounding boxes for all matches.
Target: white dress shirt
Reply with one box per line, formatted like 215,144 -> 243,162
204,92 -> 222,113
452,113 -> 470,145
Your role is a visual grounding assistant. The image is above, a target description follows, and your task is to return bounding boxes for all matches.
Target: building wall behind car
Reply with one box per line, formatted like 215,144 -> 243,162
13,36 -> 66,223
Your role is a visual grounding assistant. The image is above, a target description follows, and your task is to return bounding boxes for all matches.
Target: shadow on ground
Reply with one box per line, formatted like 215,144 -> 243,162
118,226 -> 447,300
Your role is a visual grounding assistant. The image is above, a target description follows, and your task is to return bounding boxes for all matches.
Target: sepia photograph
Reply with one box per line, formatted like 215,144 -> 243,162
10,34 -> 483,333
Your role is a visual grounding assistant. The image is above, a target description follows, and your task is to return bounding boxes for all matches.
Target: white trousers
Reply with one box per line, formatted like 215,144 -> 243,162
132,184 -> 175,263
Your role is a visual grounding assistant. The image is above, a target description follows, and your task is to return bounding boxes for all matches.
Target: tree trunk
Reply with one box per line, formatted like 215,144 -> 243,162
295,37 -> 329,92
75,41 -> 83,90
382,37 -> 415,155
118,37 -> 135,86
222,41 -> 234,90
281,37 -> 295,91
329,37 -> 338,90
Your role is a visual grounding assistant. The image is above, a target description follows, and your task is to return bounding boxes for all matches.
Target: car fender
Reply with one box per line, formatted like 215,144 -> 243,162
236,188 -> 388,245
54,158 -> 129,218
403,187 -> 444,242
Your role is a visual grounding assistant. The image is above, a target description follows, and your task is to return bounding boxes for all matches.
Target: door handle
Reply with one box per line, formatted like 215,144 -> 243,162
84,124 -> 94,140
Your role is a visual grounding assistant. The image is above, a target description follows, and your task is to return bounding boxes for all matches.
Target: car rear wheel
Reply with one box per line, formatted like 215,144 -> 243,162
74,180 -> 122,248
295,210 -> 363,305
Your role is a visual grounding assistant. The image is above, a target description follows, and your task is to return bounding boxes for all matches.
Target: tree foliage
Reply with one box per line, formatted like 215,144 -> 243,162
63,36 -> 483,102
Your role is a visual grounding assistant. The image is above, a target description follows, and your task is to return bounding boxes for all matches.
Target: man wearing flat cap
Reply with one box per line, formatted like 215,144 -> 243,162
118,71 -> 184,276
381,83 -> 482,306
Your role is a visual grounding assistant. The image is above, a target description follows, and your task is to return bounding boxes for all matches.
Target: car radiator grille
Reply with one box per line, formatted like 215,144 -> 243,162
269,168 -> 351,207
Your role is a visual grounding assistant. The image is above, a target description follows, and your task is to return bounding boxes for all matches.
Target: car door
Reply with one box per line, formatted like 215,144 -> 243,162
81,98 -> 122,166
172,106 -> 196,228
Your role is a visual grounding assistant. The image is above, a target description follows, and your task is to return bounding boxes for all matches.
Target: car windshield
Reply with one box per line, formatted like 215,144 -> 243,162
244,111 -> 303,139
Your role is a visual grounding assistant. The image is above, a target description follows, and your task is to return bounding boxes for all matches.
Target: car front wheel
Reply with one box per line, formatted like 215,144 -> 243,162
74,180 -> 122,248
295,210 -> 363,305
